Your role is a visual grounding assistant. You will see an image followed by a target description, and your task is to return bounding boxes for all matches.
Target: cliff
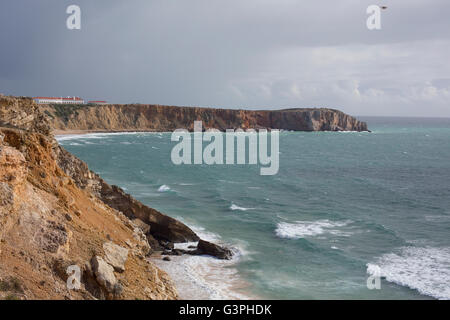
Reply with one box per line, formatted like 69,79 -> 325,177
0,96 -> 203,300
0,96 -> 368,299
42,103 -> 368,132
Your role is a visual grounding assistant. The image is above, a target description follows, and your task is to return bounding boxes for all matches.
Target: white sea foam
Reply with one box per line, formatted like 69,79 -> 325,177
152,253 -> 252,300
424,215 -> 450,222
55,132 -> 141,141
152,220 -> 255,300
230,203 -> 253,211
158,185 -> 171,192
367,246 -> 450,300
55,134 -> 90,141
275,219 -> 351,239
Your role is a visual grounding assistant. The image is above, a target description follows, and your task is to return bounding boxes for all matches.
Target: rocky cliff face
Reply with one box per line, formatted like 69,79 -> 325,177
55,146 -> 199,243
0,127 -> 181,300
43,104 -> 368,132
0,96 -> 203,300
0,96 -> 368,299
0,96 -> 51,134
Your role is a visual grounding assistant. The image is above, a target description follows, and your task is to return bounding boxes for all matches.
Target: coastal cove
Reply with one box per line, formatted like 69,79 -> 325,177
2,0 -> 449,304
57,116 -> 450,300
0,96 -> 370,300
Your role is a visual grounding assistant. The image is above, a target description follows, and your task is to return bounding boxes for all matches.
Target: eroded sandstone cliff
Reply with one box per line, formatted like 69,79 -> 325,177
43,103 -> 368,132
0,95 -> 368,299
0,96 -> 201,300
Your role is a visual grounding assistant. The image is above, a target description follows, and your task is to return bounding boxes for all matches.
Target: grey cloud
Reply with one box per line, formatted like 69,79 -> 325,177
0,0 -> 449,116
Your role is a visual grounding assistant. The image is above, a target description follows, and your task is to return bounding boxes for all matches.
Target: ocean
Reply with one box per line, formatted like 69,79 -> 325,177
56,117 -> 450,300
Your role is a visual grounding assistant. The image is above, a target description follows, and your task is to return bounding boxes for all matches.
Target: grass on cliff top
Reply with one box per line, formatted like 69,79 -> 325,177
50,103 -> 92,123
0,277 -> 24,293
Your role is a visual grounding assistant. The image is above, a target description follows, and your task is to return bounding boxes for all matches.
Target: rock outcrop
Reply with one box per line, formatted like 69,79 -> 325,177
160,239 -> 234,260
54,146 -> 199,244
42,103 -> 368,133
102,242 -> 129,273
0,126 -> 181,300
91,256 -> 119,294
0,96 -> 184,300
0,96 -> 51,135
0,95 -> 369,300
195,240 -> 233,260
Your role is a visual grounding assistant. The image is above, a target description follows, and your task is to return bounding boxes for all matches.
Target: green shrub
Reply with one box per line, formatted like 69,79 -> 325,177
0,277 -> 24,293
43,110 -> 55,119
50,104 -> 90,123
0,280 -> 9,291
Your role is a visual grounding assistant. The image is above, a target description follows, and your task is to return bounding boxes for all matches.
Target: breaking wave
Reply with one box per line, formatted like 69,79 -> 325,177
158,185 -> 171,192
230,203 -> 254,211
275,219 -> 352,239
367,246 -> 450,300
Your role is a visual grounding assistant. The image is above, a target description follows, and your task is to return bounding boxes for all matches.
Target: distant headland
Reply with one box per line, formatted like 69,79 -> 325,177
34,99 -> 369,133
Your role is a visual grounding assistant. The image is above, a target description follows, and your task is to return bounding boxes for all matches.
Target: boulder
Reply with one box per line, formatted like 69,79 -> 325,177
196,240 -> 233,260
146,233 -> 163,251
90,256 -> 117,293
171,249 -> 184,256
159,240 -> 174,250
103,242 -> 129,273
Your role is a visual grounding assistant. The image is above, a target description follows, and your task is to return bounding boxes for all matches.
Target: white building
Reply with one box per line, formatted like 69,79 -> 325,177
34,96 -> 85,104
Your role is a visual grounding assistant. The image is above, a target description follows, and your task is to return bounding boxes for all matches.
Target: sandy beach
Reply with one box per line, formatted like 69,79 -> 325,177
52,129 -> 161,136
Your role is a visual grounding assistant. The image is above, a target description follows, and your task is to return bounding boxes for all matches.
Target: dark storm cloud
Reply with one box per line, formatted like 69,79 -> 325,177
0,0 -> 449,116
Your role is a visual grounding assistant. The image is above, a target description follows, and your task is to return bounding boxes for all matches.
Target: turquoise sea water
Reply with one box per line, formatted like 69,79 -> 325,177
57,117 -> 450,300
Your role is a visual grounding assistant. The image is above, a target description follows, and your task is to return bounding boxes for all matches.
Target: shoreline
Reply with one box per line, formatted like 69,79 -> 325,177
148,222 -> 260,300
55,131 -> 258,300
150,252 -> 257,300
52,129 -> 165,136
53,129 -> 371,137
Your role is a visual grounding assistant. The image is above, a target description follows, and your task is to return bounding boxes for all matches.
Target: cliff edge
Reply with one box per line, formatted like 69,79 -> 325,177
0,96 -> 368,299
42,103 -> 368,133
0,96 -> 201,300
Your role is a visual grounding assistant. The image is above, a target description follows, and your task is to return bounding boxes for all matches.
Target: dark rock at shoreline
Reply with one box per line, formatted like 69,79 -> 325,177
172,249 -> 184,256
159,240 -> 174,250
195,240 -> 233,260
146,233 -> 163,251
158,240 -> 234,260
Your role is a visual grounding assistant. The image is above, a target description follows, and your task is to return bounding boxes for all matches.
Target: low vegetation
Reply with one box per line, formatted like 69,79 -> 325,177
0,277 -> 24,293
50,103 -> 91,123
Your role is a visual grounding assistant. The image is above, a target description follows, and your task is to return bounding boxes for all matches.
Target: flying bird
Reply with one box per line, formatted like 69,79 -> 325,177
380,6 -> 388,10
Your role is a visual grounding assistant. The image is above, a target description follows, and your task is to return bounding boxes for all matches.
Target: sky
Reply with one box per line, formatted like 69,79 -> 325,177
0,0 -> 449,117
